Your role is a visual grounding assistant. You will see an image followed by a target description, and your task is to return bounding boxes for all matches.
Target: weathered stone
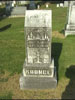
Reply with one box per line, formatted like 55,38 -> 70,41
20,10 -> 57,89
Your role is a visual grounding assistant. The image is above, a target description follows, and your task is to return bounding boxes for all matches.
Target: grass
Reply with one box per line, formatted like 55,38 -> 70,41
0,17 -> 25,75
0,3 -> 75,99
41,3 -> 68,32
52,36 -> 75,79
0,92 -> 12,99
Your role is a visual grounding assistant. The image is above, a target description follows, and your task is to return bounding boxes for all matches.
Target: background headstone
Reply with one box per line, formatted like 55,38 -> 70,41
0,2 -> 2,6
10,6 -> 26,17
64,1 -> 69,7
28,1 -> 36,10
11,2 -> 14,7
20,1 -> 26,5
20,10 -> 57,89
65,1 -> 75,36
56,4 -> 59,7
37,5 -> 40,9
46,4 -> 49,8
13,0 -> 16,5
60,3 -> 64,7
5,2 -> 11,15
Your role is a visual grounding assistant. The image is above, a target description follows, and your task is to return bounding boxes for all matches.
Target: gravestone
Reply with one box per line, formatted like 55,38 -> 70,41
28,1 -> 36,10
0,2 -> 2,6
11,2 -> 14,8
65,1 -> 75,36
64,1 -> 69,7
5,2 -> 11,15
13,0 -> 16,5
37,5 -> 40,9
20,10 -> 57,89
56,4 -> 59,8
46,4 -> 49,8
5,1 -> 15,15
60,3 -> 64,7
10,6 -> 26,17
20,1 -> 26,5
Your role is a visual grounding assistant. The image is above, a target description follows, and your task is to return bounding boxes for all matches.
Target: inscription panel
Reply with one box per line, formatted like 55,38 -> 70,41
25,27 -> 51,64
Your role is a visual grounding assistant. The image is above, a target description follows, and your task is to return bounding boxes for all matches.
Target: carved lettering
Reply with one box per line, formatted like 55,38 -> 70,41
25,69 -> 50,75
27,40 -> 48,48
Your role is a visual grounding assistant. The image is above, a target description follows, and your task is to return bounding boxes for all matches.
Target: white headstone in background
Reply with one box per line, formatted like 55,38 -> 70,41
65,1 -> 75,36
20,1 -> 26,5
46,4 -> 49,8
13,1 -> 16,5
0,2 -> 2,6
60,3 -> 64,7
64,1 -> 69,7
37,5 -> 40,9
56,4 -> 59,7
10,2 -> 14,8
12,3 -> 14,7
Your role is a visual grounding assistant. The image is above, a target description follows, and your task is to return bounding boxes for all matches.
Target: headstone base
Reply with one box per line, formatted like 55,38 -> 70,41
65,30 -> 75,37
65,25 -> 75,36
19,59 -> 57,89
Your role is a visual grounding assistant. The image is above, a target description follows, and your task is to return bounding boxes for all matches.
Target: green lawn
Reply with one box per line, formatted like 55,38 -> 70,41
41,3 -> 68,32
0,17 -> 25,75
0,3 -> 75,99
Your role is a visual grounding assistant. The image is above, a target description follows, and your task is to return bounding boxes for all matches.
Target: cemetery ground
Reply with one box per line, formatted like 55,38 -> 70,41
0,4 -> 75,99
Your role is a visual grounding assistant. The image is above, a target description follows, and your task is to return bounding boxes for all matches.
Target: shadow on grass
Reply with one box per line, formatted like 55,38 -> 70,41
52,43 -> 62,82
0,24 -> 11,32
60,29 -> 65,34
62,65 -> 75,99
59,24 -> 66,35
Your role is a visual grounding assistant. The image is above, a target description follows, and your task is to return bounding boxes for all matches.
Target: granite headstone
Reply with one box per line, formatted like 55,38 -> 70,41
28,1 -> 36,10
5,2 -> 11,15
20,10 -> 57,89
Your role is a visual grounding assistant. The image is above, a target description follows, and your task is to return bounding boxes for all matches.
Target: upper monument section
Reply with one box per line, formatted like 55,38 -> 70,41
25,10 -> 52,27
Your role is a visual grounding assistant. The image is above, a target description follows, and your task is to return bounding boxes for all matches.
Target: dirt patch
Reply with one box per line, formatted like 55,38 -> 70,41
0,71 -> 70,99
0,70 -> 10,79
52,31 -> 65,39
